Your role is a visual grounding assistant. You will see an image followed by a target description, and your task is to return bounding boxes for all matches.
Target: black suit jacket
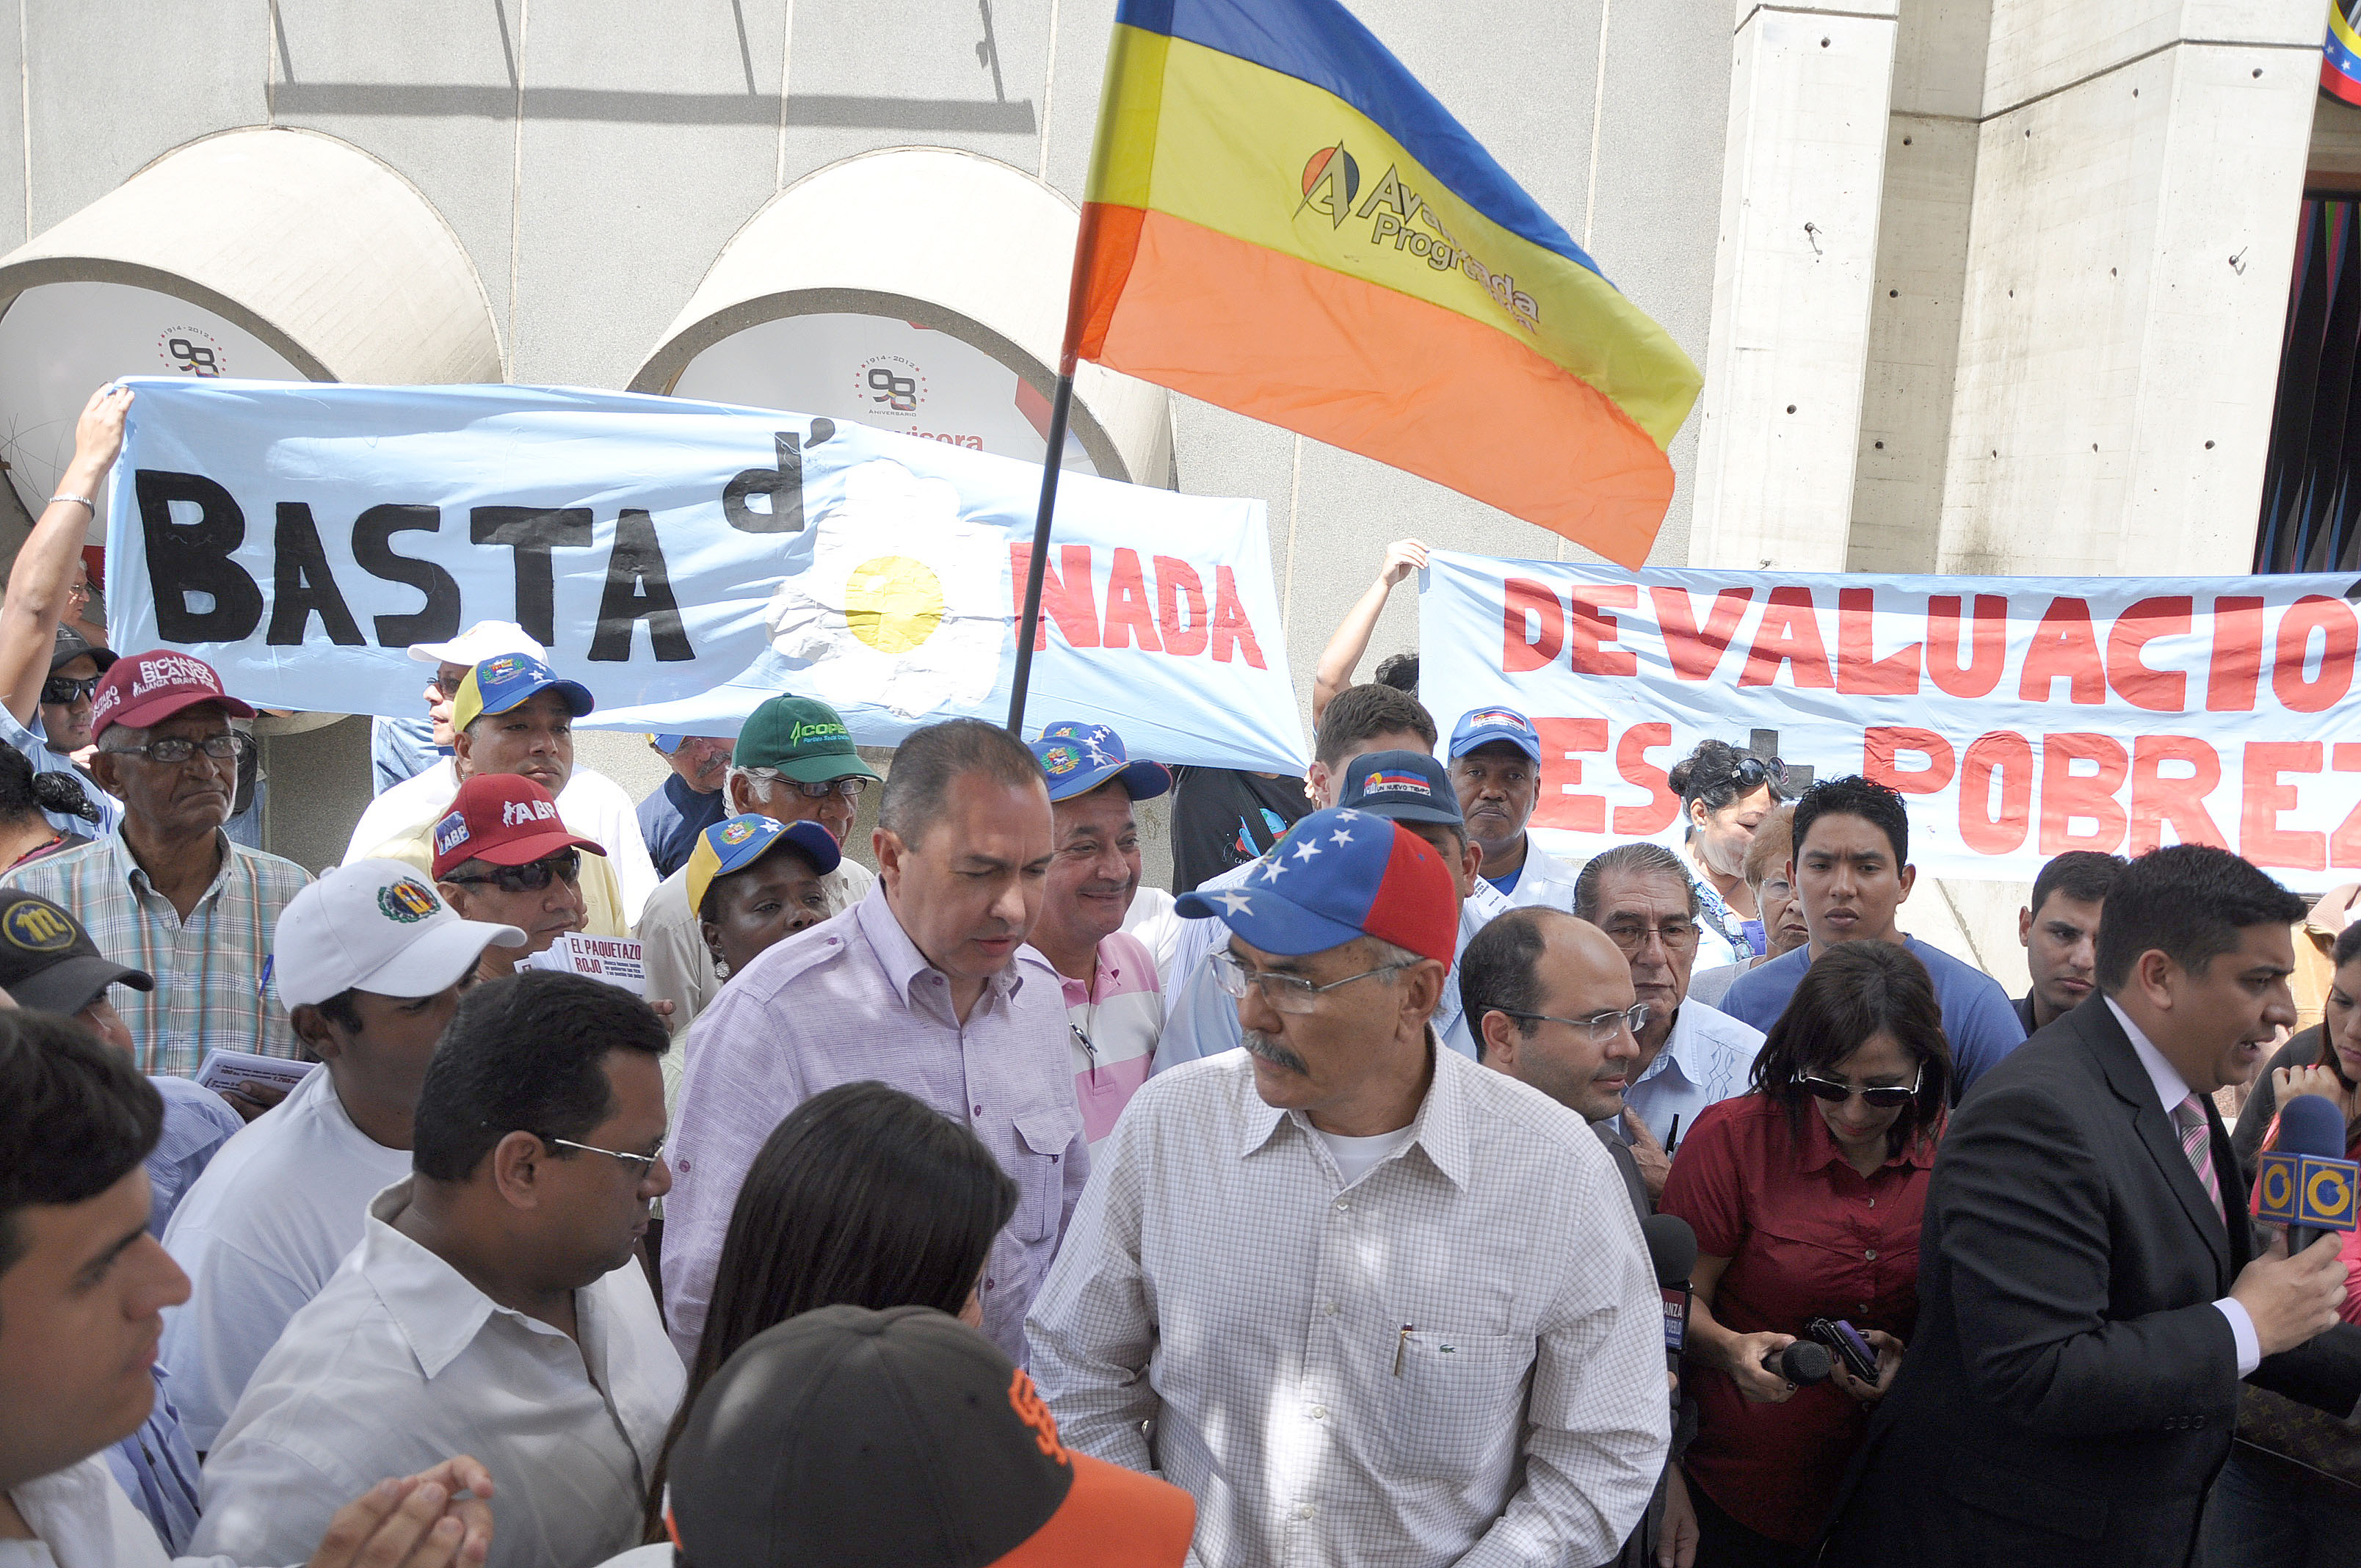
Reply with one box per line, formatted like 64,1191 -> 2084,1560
1822,998 -> 2361,1567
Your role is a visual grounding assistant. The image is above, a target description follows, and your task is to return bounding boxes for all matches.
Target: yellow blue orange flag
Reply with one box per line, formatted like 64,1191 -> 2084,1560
1065,0 -> 1703,568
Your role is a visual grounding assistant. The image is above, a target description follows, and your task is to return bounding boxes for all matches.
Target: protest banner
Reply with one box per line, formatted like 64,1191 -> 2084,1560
103,378 -> 1305,770
1421,549 -> 2361,885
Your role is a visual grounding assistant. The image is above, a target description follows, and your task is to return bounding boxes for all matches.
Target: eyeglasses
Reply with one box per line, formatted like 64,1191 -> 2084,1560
1797,1065 -> 1924,1108
793,776 -> 870,802
1599,918 -> 1701,954
548,1136 -> 665,1180
1208,949 -> 1410,1015
442,849 -> 582,893
64,580 -> 90,605
1497,1003 -> 1650,1044
107,732 -> 255,765
40,675 -> 99,705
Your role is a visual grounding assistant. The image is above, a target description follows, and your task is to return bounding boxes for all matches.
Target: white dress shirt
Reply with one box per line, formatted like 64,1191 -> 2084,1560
192,1181 -> 683,1568
1493,840 -> 1582,913
2103,997 -> 2263,1376
159,1066 -> 413,1449
1027,1039 -> 1669,1568
341,758 -> 659,920
1619,1000 -> 1766,1150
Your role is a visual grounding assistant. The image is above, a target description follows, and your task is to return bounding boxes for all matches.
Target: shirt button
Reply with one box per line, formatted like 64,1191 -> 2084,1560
973,1105 -> 983,1115
1865,1249 -> 1878,1261
1296,1505 -> 1316,1521
1865,1197 -> 1876,1207
1309,1405 -> 1328,1420
1334,1199 -> 1350,1213
984,1277 -> 996,1290
1324,1302 -> 1340,1315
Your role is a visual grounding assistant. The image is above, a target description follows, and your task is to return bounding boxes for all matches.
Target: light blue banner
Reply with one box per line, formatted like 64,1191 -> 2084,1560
104,379 -> 1305,770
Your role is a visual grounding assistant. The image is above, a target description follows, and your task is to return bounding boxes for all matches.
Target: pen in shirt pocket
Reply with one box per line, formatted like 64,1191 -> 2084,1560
258,953 -> 273,998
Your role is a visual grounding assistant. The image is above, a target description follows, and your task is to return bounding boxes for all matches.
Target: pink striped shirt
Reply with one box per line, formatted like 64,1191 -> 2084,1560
1059,931 -> 1165,1150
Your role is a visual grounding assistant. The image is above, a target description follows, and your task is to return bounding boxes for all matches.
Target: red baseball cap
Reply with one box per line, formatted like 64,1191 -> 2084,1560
90,650 -> 256,741
430,773 -> 603,879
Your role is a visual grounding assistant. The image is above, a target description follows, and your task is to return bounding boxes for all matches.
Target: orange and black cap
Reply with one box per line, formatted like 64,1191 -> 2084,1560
665,1304 -> 1194,1568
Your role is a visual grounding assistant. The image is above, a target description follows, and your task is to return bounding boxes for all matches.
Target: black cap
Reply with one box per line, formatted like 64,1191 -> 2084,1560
0,891 -> 152,1017
48,625 -> 117,675
664,1304 -> 1193,1568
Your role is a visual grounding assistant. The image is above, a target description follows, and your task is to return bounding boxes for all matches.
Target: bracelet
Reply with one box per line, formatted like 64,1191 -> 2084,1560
47,494 -> 95,511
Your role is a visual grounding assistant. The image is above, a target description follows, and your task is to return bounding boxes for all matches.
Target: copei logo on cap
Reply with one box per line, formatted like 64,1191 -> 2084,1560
433,811 -> 471,857
377,879 -> 440,923
1,899 -> 76,953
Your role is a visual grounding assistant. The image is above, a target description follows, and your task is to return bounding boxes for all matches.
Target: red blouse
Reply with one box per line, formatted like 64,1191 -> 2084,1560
1657,1092 -> 1937,1547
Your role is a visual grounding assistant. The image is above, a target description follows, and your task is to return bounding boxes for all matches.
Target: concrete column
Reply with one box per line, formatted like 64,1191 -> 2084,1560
1933,1 -> 2322,576
1690,1 -> 1900,571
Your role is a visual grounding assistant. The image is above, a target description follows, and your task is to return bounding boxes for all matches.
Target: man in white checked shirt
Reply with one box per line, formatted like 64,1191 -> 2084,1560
1028,807 -> 1668,1568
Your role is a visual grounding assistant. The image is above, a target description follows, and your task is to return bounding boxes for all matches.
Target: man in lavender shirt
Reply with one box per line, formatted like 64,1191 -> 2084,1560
661,719 -> 1086,1362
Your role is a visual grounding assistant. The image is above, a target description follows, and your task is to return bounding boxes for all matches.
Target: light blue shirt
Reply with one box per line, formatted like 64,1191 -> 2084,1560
1618,999 -> 1765,1150
1719,934 -> 2027,1092
369,715 -> 440,795
145,1075 -> 244,1238
106,1365 -> 202,1554
0,703 -> 120,836
1153,872 -> 1512,1071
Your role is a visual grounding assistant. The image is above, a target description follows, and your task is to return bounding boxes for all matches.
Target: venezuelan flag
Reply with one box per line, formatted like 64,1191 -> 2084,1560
1065,0 -> 1703,568
2328,2 -> 2361,109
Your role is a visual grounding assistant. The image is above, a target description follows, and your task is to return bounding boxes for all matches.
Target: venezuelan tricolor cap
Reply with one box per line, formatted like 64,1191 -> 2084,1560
1029,720 -> 1172,803
1173,806 -> 1456,965
1334,749 -> 1464,828
684,814 -> 842,920
450,653 -> 594,734
1449,705 -> 1542,764
664,1304 -> 1194,1568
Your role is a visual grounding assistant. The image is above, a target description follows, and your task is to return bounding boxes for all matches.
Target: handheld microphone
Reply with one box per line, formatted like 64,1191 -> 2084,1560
1762,1340 -> 1833,1385
1642,1213 -> 1697,1370
2270,1095 -> 2357,1255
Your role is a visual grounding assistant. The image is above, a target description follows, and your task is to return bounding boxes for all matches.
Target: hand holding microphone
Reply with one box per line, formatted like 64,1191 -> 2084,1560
2235,1093 -> 2354,1356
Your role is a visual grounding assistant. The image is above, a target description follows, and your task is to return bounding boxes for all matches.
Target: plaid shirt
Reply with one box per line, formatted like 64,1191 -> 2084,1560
4,832 -> 312,1077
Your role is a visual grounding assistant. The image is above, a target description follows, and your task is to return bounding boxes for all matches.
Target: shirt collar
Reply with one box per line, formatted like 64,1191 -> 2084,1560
358,1179 -> 499,1379
1636,1005 -> 1700,1089
2105,995 -> 2194,1115
113,827 -> 236,903
1238,1028 -> 1471,1189
854,879 -> 1023,1012
1056,936 -> 1126,1009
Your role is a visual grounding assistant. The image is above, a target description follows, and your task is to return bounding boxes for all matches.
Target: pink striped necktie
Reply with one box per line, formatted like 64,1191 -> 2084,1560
2174,1094 -> 2223,1215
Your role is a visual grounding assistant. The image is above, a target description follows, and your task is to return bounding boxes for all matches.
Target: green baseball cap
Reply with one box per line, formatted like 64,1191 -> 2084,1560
733,697 -> 882,785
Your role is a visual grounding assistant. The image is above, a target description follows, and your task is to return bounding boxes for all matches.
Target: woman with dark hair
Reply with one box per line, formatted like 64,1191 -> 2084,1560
0,736 -> 98,868
1667,739 -> 1787,968
1658,940 -> 1953,1565
645,1078 -> 1018,1540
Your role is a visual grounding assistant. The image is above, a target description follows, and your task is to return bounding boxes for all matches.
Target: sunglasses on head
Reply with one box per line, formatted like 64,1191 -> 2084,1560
40,675 -> 99,706
443,848 -> 582,894
1797,1065 -> 1923,1108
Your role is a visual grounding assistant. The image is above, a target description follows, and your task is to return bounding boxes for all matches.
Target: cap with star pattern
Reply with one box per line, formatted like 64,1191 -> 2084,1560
1028,721 -> 1172,804
1172,807 -> 1456,965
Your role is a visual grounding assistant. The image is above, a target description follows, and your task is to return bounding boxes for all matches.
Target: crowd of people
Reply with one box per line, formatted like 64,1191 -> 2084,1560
1,388 -> 2359,1568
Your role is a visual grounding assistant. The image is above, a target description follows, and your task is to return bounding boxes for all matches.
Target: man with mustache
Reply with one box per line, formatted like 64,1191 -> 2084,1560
1574,843 -> 1765,1203
636,736 -> 733,881
1023,722 -> 1171,1153
1029,807 -> 1669,1568
663,719 -> 1084,1364
2,651 -> 311,1078
2017,851 -> 2123,1035
1446,705 -> 1581,911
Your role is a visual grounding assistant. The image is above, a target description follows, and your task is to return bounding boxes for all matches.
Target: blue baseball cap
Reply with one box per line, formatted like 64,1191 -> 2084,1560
1449,705 -> 1542,764
1333,749 -> 1465,827
451,653 -> 594,732
1029,721 -> 1172,804
1173,807 -> 1456,965
684,814 -> 843,919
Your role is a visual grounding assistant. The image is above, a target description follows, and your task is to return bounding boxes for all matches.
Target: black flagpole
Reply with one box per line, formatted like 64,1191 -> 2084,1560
1004,371 -> 1077,736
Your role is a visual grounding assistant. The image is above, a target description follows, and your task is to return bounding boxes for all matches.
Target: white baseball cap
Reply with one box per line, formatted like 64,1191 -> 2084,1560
407,620 -> 548,667
273,860 -> 526,1008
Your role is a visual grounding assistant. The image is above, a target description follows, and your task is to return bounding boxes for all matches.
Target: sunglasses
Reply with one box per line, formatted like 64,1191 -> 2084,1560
40,675 -> 99,705
1797,1065 -> 1923,1109
443,848 -> 582,894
